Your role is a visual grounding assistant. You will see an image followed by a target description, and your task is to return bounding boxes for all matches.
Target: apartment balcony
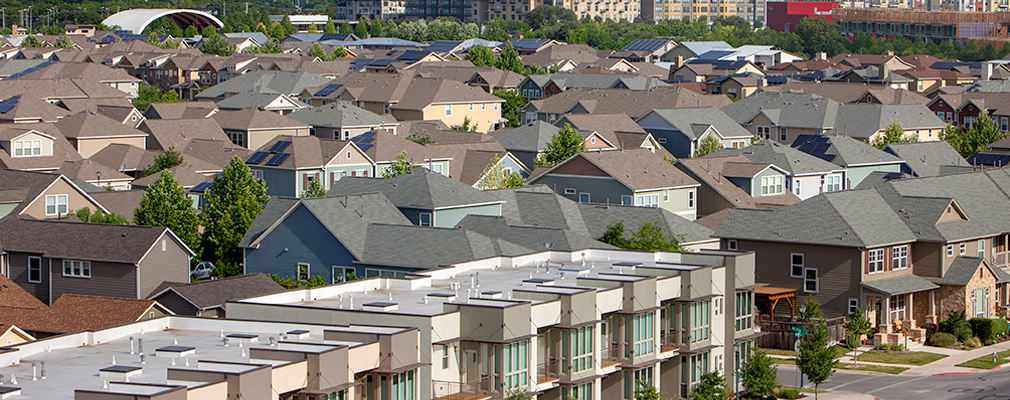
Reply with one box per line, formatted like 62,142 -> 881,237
431,377 -> 492,400
660,331 -> 679,354
600,343 -> 622,373
536,359 -> 560,391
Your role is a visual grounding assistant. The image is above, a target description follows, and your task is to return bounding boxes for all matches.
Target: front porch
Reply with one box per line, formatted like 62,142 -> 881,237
862,275 -> 940,345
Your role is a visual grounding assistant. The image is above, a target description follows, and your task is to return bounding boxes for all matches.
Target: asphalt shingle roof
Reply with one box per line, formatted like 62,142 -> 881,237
862,274 -> 939,295
328,168 -> 502,210
883,141 -> 966,177
710,140 -> 842,176
149,273 -> 286,309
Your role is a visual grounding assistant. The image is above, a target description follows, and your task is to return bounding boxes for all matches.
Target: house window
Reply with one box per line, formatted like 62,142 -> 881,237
658,138 -> 667,144
445,104 -> 452,116
688,190 -> 695,208
565,382 -> 593,400
569,326 -> 593,372
564,188 -> 576,195
756,126 -> 770,139
760,175 -> 783,195
636,194 -> 659,208
419,213 -> 432,226
825,175 -> 841,192
684,301 -> 710,343
226,131 -> 246,147
590,137 -> 596,144
442,345 -> 450,369
332,266 -> 354,283
28,257 -> 41,283
481,103 -> 486,111
804,268 -> 818,293
579,193 -> 591,203
13,140 -> 41,157
628,312 -> 654,357
251,169 -> 264,182
779,128 -> 788,142
469,104 -> 474,111
794,179 -> 801,195
297,263 -> 310,282
947,244 -> 954,257
727,240 -> 737,250
63,260 -> 91,278
663,189 -> 669,202
787,253 -> 803,277
735,290 -> 752,331
431,164 -> 443,174
979,239 -> 986,259
868,248 -> 886,274
960,242 -> 966,255
390,370 -> 415,400
892,245 -> 908,270
503,340 -> 528,389
889,294 -> 906,321
848,298 -> 859,315
45,194 -> 68,216
621,195 -> 632,205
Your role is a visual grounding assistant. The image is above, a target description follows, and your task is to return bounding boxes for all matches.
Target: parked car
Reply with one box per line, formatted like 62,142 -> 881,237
190,262 -> 215,281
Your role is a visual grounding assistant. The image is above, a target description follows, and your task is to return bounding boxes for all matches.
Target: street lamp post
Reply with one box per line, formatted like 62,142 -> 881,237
797,304 -> 807,389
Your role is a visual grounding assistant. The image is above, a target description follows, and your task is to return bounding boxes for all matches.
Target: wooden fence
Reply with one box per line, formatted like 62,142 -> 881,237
756,317 -> 847,350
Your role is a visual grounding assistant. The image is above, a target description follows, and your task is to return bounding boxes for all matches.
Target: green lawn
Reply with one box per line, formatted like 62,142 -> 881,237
855,351 -> 948,366
770,357 -> 796,365
956,349 -> 1010,369
763,348 -> 798,357
837,363 -> 910,374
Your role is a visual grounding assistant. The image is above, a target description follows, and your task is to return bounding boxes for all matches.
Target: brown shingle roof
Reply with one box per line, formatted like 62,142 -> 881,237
527,87 -> 730,118
148,273 -> 286,310
140,118 -> 231,151
676,155 -> 801,210
41,294 -> 168,333
88,143 -> 158,173
213,109 -> 311,131
391,77 -> 503,111
0,216 -> 189,262
55,111 -> 148,139
538,149 -> 698,191
88,190 -> 145,222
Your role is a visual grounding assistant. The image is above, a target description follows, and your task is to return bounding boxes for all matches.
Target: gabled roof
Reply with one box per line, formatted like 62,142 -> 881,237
677,155 -> 801,210
882,141 -> 966,177
526,87 -> 731,118
196,70 -> 334,99
0,124 -> 83,171
149,273 -> 286,310
56,159 -> 132,183
721,91 -> 840,130
532,149 -> 698,191
390,77 -> 502,111
143,101 -> 218,120
287,101 -> 397,129
670,41 -> 732,57
426,142 -> 521,186
0,216 -> 192,262
0,169 -> 105,215
932,256 -> 1009,286
710,140 -> 843,176
791,134 -> 903,167
641,107 -> 753,141
454,214 -> 616,253
212,109 -> 311,131
760,82 -> 929,105
328,168 -> 503,210
55,111 -> 148,139
88,190 -> 146,222
250,135 -> 365,170
621,39 -> 673,53
491,121 -> 560,153
214,92 -> 309,112
833,103 -> 946,139
140,118 -> 231,151
862,274 -> 939,295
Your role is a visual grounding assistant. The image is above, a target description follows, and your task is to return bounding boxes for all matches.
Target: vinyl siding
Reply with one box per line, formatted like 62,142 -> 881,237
912,243 -> 942,280
244,205 -> 358,282
751,168 -> 786,198
8,252 -> 51,304
22,178 -> 104,220
257,167 -> 297,197
433,203 -> 502,228
75,136 -> 147,158
51,259 -> 138,302
152,290 -> 200,316
137,232 -> 191,298
248,127 -> 311,152
846,164 -> 902,189
533,174 -> 632,205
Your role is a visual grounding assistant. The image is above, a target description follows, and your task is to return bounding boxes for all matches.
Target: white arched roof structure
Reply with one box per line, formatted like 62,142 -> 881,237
101,8 -> 224,34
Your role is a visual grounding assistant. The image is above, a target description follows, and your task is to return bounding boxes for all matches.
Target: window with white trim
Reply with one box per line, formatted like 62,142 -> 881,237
297,263 -> 310,282
332,266 -> 354,283
760,175 -> 783,195
868,248 -> 886,274
441,345 -> 450,369
622,195 -> 632,205
688,190 -> 695,208
979,239 -> 986,259
960,242 -> 966,255
45,194 -> 67,216
636,194 -> 659,208
794,179 -> 801,195
445,104 -> 452,116
848,298 -> 859,315
663,189 -> 669,202
947,244 -> 954,257
889,294 -> 906,321
579,192 -> 591,203
727,240 -> 737,250
564,188 -> 576,195
824,175 -> 841,192
804,268 -> 818,293
779,127 -> 788,142
892,245 -> 908,270
419,213 -> 432,226
790,253 -> 804,277
226,131 -> 246,148
28,256 -> 41,283
13,140 -> 41,157
63,260 -> 91,278
756,126 -> 770,139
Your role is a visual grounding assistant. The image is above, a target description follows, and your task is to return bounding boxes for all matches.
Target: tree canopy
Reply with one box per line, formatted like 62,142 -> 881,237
133,171 -> 201,252
382,151 -> 415,178
202,157 -> 269,274
537,124 -> 585,166
871,121 -> 918,149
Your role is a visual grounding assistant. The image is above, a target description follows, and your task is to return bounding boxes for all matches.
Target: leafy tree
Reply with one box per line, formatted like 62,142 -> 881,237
796,297 -> 837,400
691,372 -> 729,400
382,150 -> 414,178
943,114 -> 1007,158
145,147 -> 184,176
370,19 -> 384,37
323,20 -> 337,34
331,46 -> 348,58
281,15 -> 296,36
168,23 -> 184,38
159,90 -> 180,103
600,221 -> 686,252
184,25 -> 199,38
537,124 -> 585,166
270,22 -> 286,39
494,42 -> 526,75
73,208 -> 130,225
406,130 -> 435,145
20,35 -> 42,47
52,35 -> 75,49
354,20 -> 368,38
244,38 -> 284,53
494,89 -> 527,128
307,43 -> 328,59
200,32 -> 236,56
600,222 -> 628,248
741,349 -> 778,397
269,273 -> 328,288
133,171 -> 201,252
693,133 -> 724,158
794,17 -> 847,57
523,5 -> 577,31
871,121 -> 918,148
339,22 -> 353,34
202,157 -> 269,271
451,116 -> 478,132
845,307 -> 872,365
466,45 -> 495,67
476,156 -> 525,189
307,22 -> 318,34
301,179 -> 326,198
504,388 -> 533,400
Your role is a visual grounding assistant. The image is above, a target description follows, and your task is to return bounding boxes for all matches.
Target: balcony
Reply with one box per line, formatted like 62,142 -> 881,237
536,359 -> 560,390
660,331 -> 678,354
432,377 -> 492,400
600,343 -> 621,370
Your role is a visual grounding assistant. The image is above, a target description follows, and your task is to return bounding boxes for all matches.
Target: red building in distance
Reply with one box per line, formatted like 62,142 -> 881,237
766,1 -> 840,32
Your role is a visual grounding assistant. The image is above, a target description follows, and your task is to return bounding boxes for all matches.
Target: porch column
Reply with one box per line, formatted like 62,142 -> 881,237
929,290 -> 936,319
906,293 -> 913,326
883,296 -> 891,327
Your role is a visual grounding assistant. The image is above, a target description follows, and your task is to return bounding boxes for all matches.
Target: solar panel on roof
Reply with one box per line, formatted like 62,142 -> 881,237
313,83 -> 343,97
191,182 -> 214,193
269,140 -> 292,153
265,153 -> 290,166
351,131 -> 376,152
320,33 -> 347,41
246,151 -> 270,164
0,95 -> 21,114
6,62 -> 51,80
621,39 -> 665,52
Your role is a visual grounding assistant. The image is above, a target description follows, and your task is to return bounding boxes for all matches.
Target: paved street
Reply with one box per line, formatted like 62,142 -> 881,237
776,365 -> 1010,400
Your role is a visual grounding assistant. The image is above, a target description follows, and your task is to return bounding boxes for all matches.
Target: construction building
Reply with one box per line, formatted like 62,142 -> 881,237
644,0 -> 769,24
836,8 -> 1010,41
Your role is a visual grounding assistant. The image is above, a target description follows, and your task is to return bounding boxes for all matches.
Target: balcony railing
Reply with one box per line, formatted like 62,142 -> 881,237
537,359 -> 560,384
660,331 -> 678,352
432,377 -> 492,400
994,252 -> 1008,267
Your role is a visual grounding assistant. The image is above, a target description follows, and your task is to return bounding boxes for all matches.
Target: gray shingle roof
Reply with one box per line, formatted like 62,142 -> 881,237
933,256 -> 988,286
532,149 -> 698,191
196,70 -> 335,99
287,101 -> 396,129
644,107 -> 753,140
883,141 -> 966,177
862,274 -> 939,295
327,168 -> 503,210
709,140 -> 843,176
834,104 -> 946,140
149,273 -> 286,309
491,121 -> 560,153
0,216 -> 192,262
791,134 -> 903,167
721,92 -> 840,130
455,214 -> 615,253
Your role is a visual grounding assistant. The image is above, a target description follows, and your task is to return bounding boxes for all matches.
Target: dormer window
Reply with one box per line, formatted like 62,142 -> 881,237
14,140 -> 41,157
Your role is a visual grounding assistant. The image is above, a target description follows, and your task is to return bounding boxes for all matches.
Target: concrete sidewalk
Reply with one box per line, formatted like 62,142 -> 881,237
900,338 -> 1010,375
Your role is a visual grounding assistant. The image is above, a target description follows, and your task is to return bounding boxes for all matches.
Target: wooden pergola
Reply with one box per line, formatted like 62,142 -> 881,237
755,286 -> 797,321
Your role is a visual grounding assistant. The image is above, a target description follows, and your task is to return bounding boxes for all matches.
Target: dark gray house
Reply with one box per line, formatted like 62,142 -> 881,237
148,273 -> 286,317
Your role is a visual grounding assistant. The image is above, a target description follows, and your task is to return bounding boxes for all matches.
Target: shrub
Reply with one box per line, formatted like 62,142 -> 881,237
993,318 -> 1009,337
970,318 -> 998,343
939,311 -> 972,342
927,332 -> 956,347
876,343 -> 891,351
776,387 -> 801,399
964,336 -> 982,348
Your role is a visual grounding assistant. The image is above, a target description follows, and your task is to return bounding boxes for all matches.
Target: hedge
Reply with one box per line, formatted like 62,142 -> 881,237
927,332 -> 956,347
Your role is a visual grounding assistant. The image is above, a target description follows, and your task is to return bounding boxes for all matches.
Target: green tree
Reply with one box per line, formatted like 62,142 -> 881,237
406,130 -> 435,145
301,179 -> 326,198
871,121 -> 918,148
693,134 -> 725,158
20,35 -> 42,47
370,19 -> 384,37
52,35 -> 75,49
354,20 -> 368,38
943,114 -> 1007,158
200,33 -> 237,56
633,380 -> 662,400
494,89 -> 527,128
323,20 -> 337,34
691,372 -> 729,400
845,308 -> 873,365
339,22 -> 353,34
145,147 -> 184,176
168,23 -> 184,38
74,208 -> 130,225
466,45 -> 495,67
133,171 -> 201,252
202,157 -> 269,271
270,22 -> 286,39
307,43 -> 328,59
494,42 -> 526,74
281,15 -> 296,36
307,22 -> 319,34
741,349 -> 778,398
523,5 -> 577,31
796,297 -> 837,400
132,83 -> 169,111
331,46 -> 348,58
600,221 -> 628,248
537,124 -> 585,166
476,156 -> 525,189
382,150 -> 414,178
626,221 -> 687,252
184,25 -> 199,38
451,116 -> 478,132
269,274 -> 329,289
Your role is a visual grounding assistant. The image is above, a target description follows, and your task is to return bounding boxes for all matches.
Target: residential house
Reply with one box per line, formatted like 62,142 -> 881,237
553,113 -> 664,153
213,92 -> 310,115
709,140 -> 847,200
527,149 -> 701,220
0,216 -> 193,304
15,62 -> 143,98
286,101 -> 399,140
491,121 -> 561,169
705,73 -> 765,98
142,101 -> 219,120
0,169 -> 108,219
761,82 -> 930,105
213,109 -> 312,150
692,45 -> 803,67
618,39 -> 677,63
139,118 -> 232,151
898,68 -> 977,93
791,134 -> 907,188
88,189 -> 146,222
508,38 -> 559,55
521,87 -> 732,125
56,159 -> 133,191
195,70 -> 335,100
347,130 -> 452,177
426,141 -> 531,188
247,135 -> 375,197
410,64 -> 524,93
882,141 -> 968,177
659,41 -> 733,62
0,291 -> 173,338
55,111 -> 149,158
328,168 -> 505,227
675,155 -> 801,217
0,124 -> 84,172
670,60 -> 764,83
636,107 -> 754,158
517,73 -> 670,100
147,273 -> 285,318
518,44 -> 602,72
